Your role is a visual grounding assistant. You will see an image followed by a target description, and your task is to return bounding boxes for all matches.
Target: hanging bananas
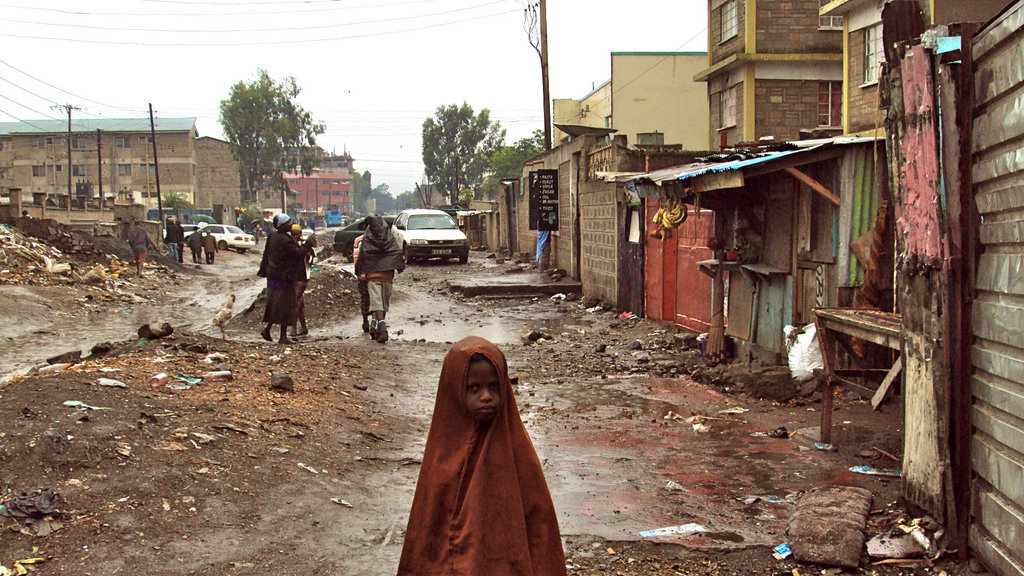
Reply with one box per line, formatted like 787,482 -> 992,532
651,198 -> 688,233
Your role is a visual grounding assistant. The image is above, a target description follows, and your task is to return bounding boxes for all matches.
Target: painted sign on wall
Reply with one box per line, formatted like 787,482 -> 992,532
529,169 -> 559,231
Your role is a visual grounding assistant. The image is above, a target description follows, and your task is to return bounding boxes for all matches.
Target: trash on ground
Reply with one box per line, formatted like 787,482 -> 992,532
639,523 -> 706,538
718,407 -> 749,415
167,382 -> 191,390
849,465 -> 901,477
772,542 -> 792,560
665,480 -> 685,491
585,305 -> 603,313
618,311 -> 637,319
331,498 -> 353,508
692,423 -> 711,433
63,400 -> 111,411
549,293 -> 566,301
784,324 -> 824,382
175,374 -> 203,385
866,532 -> 926,559
663,410 -> 684,421
203,370 -> 234,381
36,363 -> 71,375
297,462 -> 319,474
149,372 -> 169,387
814,442 -> 839,452
766,426 -> 789,439
0,489 -> 63,518
788,485 -> 873,568
97,377 -> 127,388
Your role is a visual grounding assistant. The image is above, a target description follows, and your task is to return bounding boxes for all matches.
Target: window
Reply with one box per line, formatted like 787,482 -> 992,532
720,0 -> 738,42
818,82 -> 842,127
71,136 -> 87,150
864,24 -> 884,84
139,163 -> 156,173
115,135 -> 131,149
32,165 -> 45,177
819,0 -> 843,30
118,163 -> 132,176
139,135 -> 152,144
72,164 -> 87,177
719,86 -> 738,129
0,139 -> 10,151
32,137 -> 52,149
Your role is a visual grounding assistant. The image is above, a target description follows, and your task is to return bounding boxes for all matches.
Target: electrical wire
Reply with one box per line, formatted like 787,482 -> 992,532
0,93 -> 61,120
1,1 -> 508,34
0,58 -> 143,113
0,0 -> 469,18
0,9 -> 519,46
0,107 -> 54,131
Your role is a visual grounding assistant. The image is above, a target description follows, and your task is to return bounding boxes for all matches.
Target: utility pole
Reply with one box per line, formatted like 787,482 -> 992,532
539,0 -> 551,151
52,103 -> 80,215
96,129 -> 102,214
148,103 -> 164,229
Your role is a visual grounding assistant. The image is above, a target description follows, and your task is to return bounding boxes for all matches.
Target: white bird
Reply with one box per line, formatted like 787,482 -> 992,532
212,294 -> 235,340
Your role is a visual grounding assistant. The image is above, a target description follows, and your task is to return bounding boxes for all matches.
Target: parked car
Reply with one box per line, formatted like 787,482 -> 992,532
392,209 -> 469,264
199,224 -> 256,253
332,215 -> 396,261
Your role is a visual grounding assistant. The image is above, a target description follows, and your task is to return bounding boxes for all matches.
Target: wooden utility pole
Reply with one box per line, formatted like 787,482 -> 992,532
96,129 -> 102,214
52,103 -> 80,215
148,103 -> 164,228
539,0 -> 551,151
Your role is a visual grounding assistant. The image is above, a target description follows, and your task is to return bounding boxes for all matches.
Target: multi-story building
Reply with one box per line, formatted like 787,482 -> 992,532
0,118 -> 198,214
820,0 -> 1007,136
695,0 -> 844,148
195,136 -> 242,222
282,171 -> 354,214
553,52 -> 710,150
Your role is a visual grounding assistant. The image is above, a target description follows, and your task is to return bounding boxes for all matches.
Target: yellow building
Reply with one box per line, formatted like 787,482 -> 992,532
554,52 -> 710,150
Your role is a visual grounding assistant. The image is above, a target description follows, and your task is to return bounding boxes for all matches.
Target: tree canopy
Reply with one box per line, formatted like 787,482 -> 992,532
483,129 -> 544,196
219,69 -> 324,204
421,103 -> 505,206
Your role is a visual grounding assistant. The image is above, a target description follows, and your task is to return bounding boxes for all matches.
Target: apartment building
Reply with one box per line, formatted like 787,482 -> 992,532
0,118 -> 197,212
195,136 -> 242,220
696,0 -> 844,148
282,171 -> 354,214
820,0 -> 1007,135
553,52 -> 710,150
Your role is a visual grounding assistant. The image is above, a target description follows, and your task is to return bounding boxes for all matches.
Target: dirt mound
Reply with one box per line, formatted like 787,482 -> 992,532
233,266 -> 363,331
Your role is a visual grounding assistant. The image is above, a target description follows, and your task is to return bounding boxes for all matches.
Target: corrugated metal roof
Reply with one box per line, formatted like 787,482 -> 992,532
627,136 -> 879,185
0,117 -> 196,135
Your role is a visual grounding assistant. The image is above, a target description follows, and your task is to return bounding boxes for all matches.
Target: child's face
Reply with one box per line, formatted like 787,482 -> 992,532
465,358 -> 501,422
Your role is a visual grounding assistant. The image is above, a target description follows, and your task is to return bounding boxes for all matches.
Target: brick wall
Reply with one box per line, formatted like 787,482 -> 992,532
579,182 -> 619,303
710,0 -> 746,63
757,0 -> 842,54
754,79 -> 821,141
710,80 -> 745,148
846,28 -> 882,134
195,138 -> 240,211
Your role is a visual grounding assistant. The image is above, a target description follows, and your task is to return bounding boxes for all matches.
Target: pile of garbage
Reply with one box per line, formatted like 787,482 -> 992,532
0,223 -> 77,285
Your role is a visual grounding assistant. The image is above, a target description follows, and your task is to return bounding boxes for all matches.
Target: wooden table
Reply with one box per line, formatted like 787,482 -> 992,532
812,307 -> 903,444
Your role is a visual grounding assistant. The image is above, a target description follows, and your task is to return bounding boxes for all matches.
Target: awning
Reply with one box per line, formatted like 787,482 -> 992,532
554,124 -> 617,138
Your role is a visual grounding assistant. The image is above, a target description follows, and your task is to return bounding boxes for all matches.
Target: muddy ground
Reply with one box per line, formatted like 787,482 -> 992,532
0,233 -> 969,575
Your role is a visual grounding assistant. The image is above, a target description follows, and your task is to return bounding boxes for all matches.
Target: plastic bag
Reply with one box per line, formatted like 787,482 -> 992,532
784,324 -> 823,382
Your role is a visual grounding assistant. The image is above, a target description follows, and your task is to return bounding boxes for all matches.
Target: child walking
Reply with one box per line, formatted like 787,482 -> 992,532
397,336 -> 566,576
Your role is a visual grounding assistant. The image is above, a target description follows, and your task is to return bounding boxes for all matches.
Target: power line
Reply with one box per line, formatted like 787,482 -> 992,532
2,1 -> 508,34
0,58 -> 142,113
0,92 -> 61,120
0,107 -> 54,131
0,9 -> 520,46
0,0 -> 466,18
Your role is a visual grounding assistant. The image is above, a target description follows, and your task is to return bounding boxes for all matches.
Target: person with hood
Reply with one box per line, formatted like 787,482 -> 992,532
257,214 -> 314,344
164,217 -> 185,264
353,214 -> 405,343
396,336 -> 566,576
201,229 -> 218,264
288,223 -> 316,337
352,218 -> 371,333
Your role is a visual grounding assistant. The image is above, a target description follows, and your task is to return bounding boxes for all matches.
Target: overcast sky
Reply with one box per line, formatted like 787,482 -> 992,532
0,0 -> 708,195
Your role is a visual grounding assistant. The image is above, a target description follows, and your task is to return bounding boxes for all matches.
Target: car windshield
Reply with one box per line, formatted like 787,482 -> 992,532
225,226 -> 243,234
407,214 -> 457,230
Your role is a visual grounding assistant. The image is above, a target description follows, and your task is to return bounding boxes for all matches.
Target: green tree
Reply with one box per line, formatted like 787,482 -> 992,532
422,103 -> 505,206
219,69 -> 324,207
483,129 -> 544,198
163,192 -> 194,209
351,170 -> 372,214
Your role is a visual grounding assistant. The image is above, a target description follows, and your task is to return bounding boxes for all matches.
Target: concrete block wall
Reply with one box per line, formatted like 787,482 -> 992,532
846,29 -> 883,134
754,79 -> 822,141
756,0 -> 842,54
195,138 -> 241,211
710,0 -> 747,63
579,183 -> 619,303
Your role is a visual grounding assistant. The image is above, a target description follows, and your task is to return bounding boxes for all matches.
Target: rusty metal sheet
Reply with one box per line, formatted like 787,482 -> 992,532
973,0 -> 1024,60
972,88 -> 1024,153
973,301 -> 1024,347
975,185 -> 1024,214
979,219 -> 1024,244
976,253 -> 1024,295
971,347 -> 1024,388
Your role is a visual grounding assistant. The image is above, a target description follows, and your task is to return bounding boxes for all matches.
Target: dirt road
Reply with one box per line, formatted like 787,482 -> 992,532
0,243 -> 924,575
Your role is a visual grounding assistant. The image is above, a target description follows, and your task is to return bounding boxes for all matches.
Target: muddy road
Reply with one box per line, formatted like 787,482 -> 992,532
0,240 -> 916,575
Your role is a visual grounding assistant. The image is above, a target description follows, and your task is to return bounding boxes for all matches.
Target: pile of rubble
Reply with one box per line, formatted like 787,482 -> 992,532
12,217 -> 101,257
0,223 -> 77,285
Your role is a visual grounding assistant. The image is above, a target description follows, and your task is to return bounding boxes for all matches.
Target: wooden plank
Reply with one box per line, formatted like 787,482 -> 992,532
691,169 -> 744,192
786,167 -> 841,206
872,357 -> 903,409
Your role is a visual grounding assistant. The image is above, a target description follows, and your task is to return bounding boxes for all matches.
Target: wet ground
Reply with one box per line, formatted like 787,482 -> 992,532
0,240 -> 928,575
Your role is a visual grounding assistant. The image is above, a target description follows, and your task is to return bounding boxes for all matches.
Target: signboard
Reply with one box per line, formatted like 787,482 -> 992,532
528,169 -> 559,231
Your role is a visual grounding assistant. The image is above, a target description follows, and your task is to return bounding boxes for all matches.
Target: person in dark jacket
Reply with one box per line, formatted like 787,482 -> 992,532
128,218 -> 150,277
257,214 -> 314,344
164,217 -> 185,263
187,229 -> 203,263
354,214 -> 405,343
201,230 -> 218,264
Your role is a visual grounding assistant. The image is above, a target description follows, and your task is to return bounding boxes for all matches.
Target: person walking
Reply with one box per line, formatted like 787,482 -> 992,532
128,218 -> 150,277
257,214 -> 314,344
396,336 -> 566,576
288,223 -> 316,338
187,228 -> 203,264
352,219 -> 371,333
353,214 -> 404,343
252,221 -> 262,246
201,230 -> 218,264
164,217 -> 185,264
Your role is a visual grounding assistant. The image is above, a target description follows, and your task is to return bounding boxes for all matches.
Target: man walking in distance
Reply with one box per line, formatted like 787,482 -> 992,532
128,218 -> 150,277
354,215 -> 404,343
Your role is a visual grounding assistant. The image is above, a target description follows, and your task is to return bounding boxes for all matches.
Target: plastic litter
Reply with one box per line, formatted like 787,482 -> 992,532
784,324 -> 824,382
849,465 -> 901,477
202,370 -> 234,381
665,480 -> 685,491
585,305 -> 603,313
97,378 -> 127,388
37,363 -> 72,375
618,311 -> 637,319
766,426 -> 789,439
639,523 -> 706,538
692,423 -> 711,433
148,372 -> 169,388
331,498 -> 353,508
772,542 -> 792,560
814,442 -> 839,452
167,382 -> 191,390
175,374 -> 203,385
63,400 -> 111,411
549,293 -> 566,301
297,462 -> 319,474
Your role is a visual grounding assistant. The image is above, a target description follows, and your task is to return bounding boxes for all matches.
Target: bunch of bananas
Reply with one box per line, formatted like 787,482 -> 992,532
651,199 -> 688,231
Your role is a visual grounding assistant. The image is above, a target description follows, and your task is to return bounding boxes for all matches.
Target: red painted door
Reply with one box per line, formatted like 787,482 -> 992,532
673,209 -> 715,333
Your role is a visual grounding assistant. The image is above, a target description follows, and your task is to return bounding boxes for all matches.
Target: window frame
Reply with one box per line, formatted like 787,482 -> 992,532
719,85 -> 738,130
817,81 -> 843,128
32,164 -> 46,177
720,0 -> 739,43
71,164 -> 87,177
115,135 -> 131,149
818,0 -> 843,30
71,136 -> 88,150
117,163 -> 132,177
863,23 -> 884,84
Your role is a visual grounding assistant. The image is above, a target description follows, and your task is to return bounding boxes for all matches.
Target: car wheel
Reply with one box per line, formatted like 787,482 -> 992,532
218,240 -> 227,250
459,253 -> 468,264
237,248 -> 247,254
343,243 -> 354,262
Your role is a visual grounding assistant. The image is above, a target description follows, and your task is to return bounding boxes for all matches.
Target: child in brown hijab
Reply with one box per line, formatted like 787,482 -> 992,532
397,336 -> 566,576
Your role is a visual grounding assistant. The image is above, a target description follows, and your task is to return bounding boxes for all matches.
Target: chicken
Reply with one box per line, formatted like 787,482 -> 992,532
211,294 -> 235,340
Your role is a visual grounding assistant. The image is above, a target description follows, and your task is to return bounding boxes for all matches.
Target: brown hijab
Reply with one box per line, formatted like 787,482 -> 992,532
397,336 -> 566,576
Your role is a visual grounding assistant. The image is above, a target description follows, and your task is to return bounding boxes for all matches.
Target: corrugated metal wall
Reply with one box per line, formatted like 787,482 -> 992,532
837,146 -> 881,287
969,3 -> 1024,576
